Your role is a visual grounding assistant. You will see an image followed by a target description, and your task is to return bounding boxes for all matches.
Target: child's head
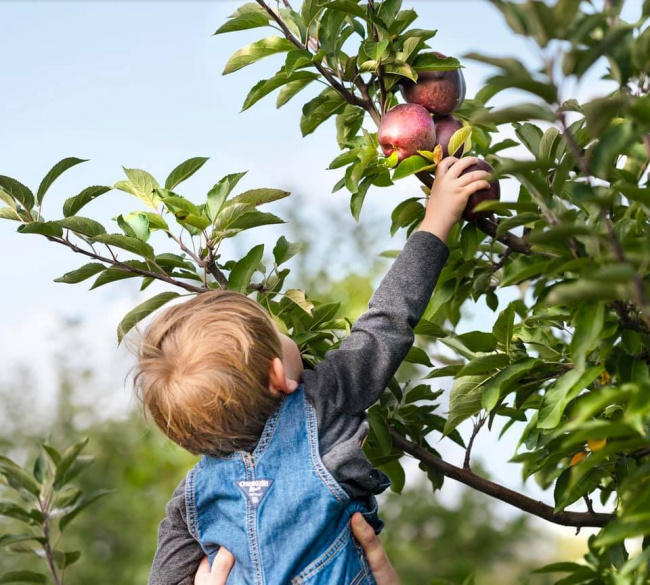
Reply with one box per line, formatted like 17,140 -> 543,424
132,290 -> 303,456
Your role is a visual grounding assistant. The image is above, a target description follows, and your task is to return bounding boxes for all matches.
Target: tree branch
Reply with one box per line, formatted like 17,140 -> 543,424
389,429 -> 614,528
255,0 -> 369,110
46,234 -> 207,294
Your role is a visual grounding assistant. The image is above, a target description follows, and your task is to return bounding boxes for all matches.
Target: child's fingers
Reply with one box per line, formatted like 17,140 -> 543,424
435,156 -> 459,177
444,156 -> 480,180
463,180 -> 491,197
457,170 -> 492,188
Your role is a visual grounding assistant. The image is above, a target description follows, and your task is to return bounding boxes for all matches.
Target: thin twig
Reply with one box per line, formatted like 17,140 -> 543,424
463,414 -> 487,470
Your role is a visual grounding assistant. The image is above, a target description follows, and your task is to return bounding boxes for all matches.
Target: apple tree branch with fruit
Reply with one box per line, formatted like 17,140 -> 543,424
1,0 -> 650,581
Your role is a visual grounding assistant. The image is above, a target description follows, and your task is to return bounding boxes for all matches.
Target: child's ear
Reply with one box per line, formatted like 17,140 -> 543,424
268,358 -> 299,396
268,357 -> 288,395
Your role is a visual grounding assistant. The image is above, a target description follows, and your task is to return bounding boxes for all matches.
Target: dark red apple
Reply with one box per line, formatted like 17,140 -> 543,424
460,159 -> 500,221
400,51 -> 466,116
378,103 -> 436,163
433,115 -> 465,158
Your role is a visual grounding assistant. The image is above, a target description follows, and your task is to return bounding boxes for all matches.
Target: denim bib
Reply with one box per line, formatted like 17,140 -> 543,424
185,385 -> 381,585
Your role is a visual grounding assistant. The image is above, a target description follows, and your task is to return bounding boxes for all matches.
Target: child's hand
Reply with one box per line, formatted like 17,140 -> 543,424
417,156 -> 492,243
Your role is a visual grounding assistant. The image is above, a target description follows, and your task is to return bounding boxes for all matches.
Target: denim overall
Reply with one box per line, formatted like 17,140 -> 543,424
185,385 -> 382,585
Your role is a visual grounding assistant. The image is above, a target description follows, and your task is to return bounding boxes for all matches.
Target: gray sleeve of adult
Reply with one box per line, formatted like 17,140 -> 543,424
148,477 -> 205,585
302,230 -> 449,419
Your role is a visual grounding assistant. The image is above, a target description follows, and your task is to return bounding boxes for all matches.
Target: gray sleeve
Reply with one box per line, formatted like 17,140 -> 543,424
148,477 -> 205,585
302,229 -> 449,426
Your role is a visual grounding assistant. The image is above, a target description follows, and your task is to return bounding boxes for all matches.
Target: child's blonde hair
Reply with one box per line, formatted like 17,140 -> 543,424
132,290 -> 284,456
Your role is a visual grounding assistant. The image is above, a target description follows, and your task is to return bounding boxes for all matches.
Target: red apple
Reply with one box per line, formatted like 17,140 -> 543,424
378,103 -> 437,163
400,51 -> 466,116
433,115 -> 465,158
460,159 -> 500,221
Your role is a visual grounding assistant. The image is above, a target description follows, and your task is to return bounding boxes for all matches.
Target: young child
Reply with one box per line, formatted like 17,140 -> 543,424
137,156 -> 491,585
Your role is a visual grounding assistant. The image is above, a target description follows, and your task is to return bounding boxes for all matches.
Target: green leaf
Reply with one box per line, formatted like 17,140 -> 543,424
223,36 -> 294,75
116,212 -> 150,242
229,210 -> 285,231
54,263 -> 106,284
273,236 -> 301,266
570,302 -> 605,368
0,207 -> 21,221
17,221 -> 63,237
36,157 -> 87,205
538,366 -> 604,429
459,223 -> 478,260
207,172 -> 248,221
0,176 -> 34,210
0,571 -> 48,583
500,255 -> 550,287
117,292 -> 180,344
53,437 -> 89,488
445,374 -> 491,434
114,168 -> 160,209
0,534 -> 45,548
327,0 -> 368,19
481,359 -> 539,411
91,233 -> 154,259
60,489 -> 113,531
470,103 -> 556,126
57,216 -> 107,238
0,456 -> 40,497
493,303 -> 515,353
457,354 -> 510,377
243,70 -> 319,111
164,157 -> 209,191
227,188 -> 290,207
227,244 -> 264,294
0,503 -> 38,524
284,289 -> 314,315
447,125 -> 472,158
52,550 -> 82,570
589,121 -> 638,179
405,346 -> 433,367
277,76 -> 319,108
456,331 -> 497,353
300,89 -> 346,137
367,409 -> 392,456
89,263 -> 146,289
214,11 -> 269,35
285,49 -> 313,75
392,155 -> 435,180
379,459 -> 405,494
62,185 -> 111,217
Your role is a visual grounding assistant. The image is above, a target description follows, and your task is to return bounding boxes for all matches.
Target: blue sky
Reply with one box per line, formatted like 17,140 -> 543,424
0,0 -> 643,544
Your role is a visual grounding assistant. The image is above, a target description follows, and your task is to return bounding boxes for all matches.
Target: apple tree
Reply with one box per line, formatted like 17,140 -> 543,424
1,0 -> 650,582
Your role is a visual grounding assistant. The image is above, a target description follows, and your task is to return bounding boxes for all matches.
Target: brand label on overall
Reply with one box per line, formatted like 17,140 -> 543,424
236,479 -> 273,509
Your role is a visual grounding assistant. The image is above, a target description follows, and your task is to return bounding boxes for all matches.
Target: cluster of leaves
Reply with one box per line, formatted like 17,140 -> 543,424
216,0 -> 481,220
216,0 -> 650,581
0,438 -> 110,584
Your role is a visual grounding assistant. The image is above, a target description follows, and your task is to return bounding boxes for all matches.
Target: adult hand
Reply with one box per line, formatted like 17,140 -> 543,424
193,547 -> 234,585
193,513 -> 400,585
351,512 -> 401,585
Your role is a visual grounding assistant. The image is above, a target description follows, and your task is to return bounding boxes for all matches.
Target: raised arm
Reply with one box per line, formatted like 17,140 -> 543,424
302,156 -> 491,416
148,477 -> 205,585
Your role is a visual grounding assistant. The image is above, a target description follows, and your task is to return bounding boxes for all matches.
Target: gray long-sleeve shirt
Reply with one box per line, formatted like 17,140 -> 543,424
148,229 -> 449,584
